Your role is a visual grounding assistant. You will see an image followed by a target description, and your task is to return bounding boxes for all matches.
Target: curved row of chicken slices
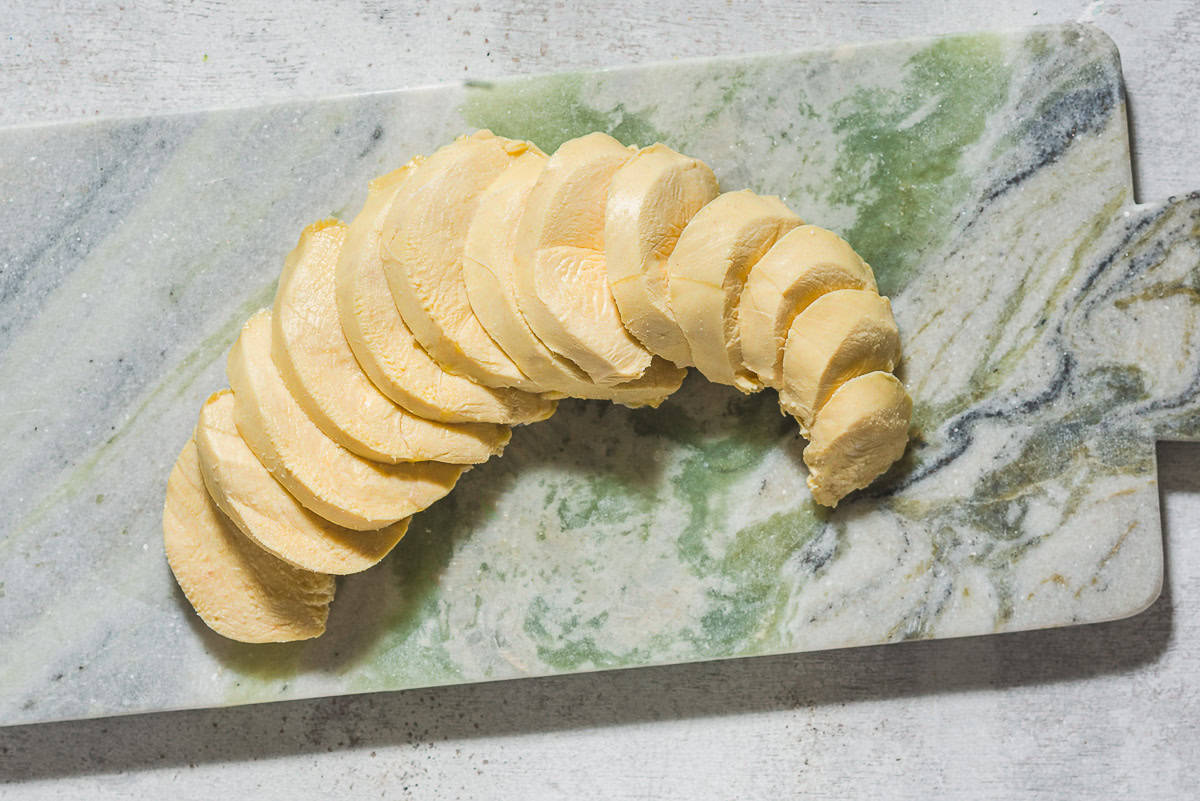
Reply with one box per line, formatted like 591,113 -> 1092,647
163,129 -> 913,643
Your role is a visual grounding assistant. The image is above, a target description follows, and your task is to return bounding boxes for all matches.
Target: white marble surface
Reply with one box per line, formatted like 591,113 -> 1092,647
2,1 -> 1198,797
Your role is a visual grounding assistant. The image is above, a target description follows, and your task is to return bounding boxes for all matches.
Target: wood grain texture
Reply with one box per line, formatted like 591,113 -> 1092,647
1,1 -> 1198,798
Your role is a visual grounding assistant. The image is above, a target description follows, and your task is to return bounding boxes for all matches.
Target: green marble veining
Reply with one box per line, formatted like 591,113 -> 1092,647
827,35 -> 1013,296
462,73 -> 666,154
1,24 -> 1194,726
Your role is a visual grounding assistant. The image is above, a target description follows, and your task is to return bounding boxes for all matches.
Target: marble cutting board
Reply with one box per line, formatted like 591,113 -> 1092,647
2,23 -> 1196,727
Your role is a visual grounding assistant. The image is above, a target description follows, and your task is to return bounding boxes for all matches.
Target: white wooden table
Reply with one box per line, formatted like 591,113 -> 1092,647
3,1 -> 1198,797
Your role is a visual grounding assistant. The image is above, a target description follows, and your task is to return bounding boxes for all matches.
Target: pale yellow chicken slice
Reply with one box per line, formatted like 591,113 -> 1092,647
227,309 -> 466,530
163,437 -> 334,643
381,130 -> 540,390
803,371 -> 911,508
606,144 -> 719,366
195,390 -> 410,574
740,225 -> 877,389
273,219 -> 511,464
512,132 -> 658,386
336,163 -> 555,425
464,143 -> 686,407
668,190 -> 802,391
525,244 -> 649,385
778,288 -> 901,435
463,148 -> 587,395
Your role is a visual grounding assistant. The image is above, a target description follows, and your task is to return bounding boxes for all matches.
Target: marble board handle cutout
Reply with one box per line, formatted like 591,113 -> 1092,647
1087,195 -> 1200,449
0,23 -> 1194,726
